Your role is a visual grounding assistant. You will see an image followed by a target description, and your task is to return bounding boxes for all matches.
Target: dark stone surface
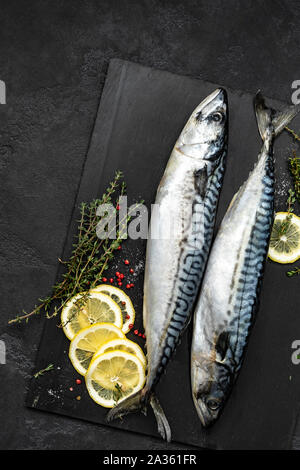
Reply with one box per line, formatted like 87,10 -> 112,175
0,0 -> 300,450
25,58 -> 300,449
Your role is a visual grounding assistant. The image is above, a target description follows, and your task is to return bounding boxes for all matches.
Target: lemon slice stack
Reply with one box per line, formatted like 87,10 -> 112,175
61,284 -> 146,408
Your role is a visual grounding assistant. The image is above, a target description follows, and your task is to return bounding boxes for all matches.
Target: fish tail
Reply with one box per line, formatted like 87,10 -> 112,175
254,91 -> 300,140
106,387 -> 148,421
106,388 -> 171,442
149,394 -> 171,442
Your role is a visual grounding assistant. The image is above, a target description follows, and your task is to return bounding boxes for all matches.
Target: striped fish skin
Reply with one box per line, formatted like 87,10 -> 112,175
144,88 -> 228,393
191,93 -> 300,428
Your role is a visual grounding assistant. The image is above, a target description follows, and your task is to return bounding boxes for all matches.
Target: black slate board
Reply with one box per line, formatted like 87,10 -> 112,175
27,59 -> 300,449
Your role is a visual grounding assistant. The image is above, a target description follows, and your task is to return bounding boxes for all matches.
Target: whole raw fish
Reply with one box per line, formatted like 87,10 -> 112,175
191,92 -> 300,427
108,88 -> 228,440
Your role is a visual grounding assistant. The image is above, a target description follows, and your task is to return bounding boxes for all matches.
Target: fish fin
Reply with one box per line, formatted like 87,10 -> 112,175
254,91 -> 272,141
254,91 -> 300,140
227,191 -> 238,212
150,394 -> 171,442
106,388 -> 148,422
215,331 -> 230,361
194,166 -> 208,199
106,388 -> 171,442
273,103 -> 300,136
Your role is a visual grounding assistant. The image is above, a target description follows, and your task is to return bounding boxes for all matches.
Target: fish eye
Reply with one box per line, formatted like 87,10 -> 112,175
210,112 -> 223,122
206,398 -> 220,411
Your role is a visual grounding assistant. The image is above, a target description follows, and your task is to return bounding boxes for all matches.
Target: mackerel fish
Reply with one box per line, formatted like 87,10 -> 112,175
191,92 -> 300,427
108,88 -> 228,440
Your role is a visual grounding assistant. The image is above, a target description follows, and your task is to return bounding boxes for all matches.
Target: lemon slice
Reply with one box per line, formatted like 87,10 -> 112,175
61,292 -> 123,340
94,338 -> 147,368
85,350 -> 146,408
91,284 -> 135,334
69,323 -> 125,376
268,212 -> 300,264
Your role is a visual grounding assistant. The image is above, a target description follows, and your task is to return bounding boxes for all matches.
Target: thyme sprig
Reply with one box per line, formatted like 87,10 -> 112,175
278,188 -> 296,236
285,126 -> 300,143
9,171 -> 139,325
34,363 -> 54,378
278,127 -> 300,236
113,383 -> 123,403
279,127 -> 300,277
289,151 -> 300,204
285,128 -> 300,204
286,266 -> 300,277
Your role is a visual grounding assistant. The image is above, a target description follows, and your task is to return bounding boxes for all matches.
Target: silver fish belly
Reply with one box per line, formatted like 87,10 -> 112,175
191,92 -> 300,427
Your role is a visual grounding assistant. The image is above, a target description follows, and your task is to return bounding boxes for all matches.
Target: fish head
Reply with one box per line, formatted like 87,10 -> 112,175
192,358 -> 231,427
177,88 -> 228,161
